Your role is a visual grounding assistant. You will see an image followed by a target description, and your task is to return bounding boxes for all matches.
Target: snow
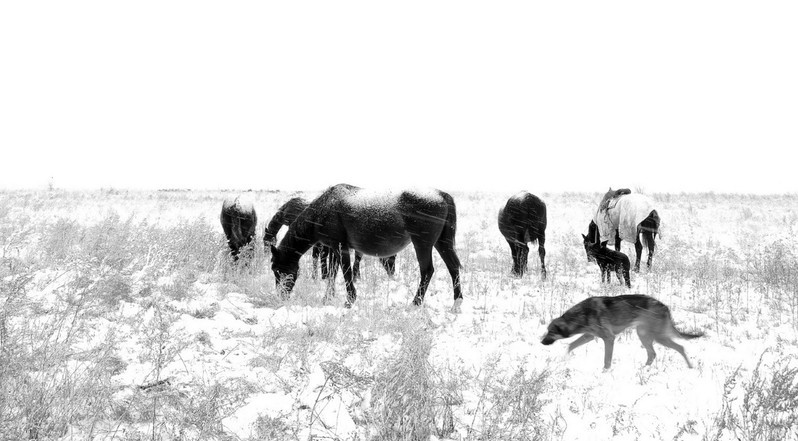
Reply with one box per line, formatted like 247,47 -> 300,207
4,190 -> 798,440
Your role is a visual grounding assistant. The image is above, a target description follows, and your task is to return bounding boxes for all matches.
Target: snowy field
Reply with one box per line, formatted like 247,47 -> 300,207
1,189 -> 797,440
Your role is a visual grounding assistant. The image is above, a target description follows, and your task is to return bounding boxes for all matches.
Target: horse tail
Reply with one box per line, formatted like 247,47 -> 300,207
438,191 -> 462,269
640,209 -> 660,248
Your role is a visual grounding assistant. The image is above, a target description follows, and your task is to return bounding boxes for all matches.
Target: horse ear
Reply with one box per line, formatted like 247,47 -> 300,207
269,245 -> 278,256
581,234 -> 587,240
600,240 -> 608,248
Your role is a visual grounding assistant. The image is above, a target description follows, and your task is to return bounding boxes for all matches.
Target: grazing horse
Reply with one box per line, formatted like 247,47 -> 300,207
497,191 -> 547,279
587,189 -> 660,272
263,196 -> 396,280
220,195 -> 258,261
270,184 -> 463,311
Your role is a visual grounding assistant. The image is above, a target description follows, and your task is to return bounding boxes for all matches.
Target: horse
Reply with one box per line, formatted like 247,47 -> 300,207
220,195 -> 258,261
270,184 -> 463,311
263,196 -> 396,280
497,191 -> 547,279
586,188 -> 660,272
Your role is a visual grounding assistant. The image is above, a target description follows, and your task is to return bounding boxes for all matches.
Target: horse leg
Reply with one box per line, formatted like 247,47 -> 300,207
614,229 -> 622,251
340,245 -> 358,307
643,231 -> 656,270
311,244 -> 320,279
505,238 -> 521,276
410,242 -> 436,307
517,241 -> 529,277
327,246 -> 337,280
353,251 -> 362,282
537,235 -> 547,280
319,245 -> 331,280
221,222 -> 239,261
380,256 -> 396,277
634,236 -> 643,273
434,241 -> 463,311
324,246 -> 340,302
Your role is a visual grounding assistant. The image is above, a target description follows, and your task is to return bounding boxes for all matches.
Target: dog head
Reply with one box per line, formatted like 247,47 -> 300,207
583,235 -> 609,262
541,318 -> 573,345
582,234 -> 595,262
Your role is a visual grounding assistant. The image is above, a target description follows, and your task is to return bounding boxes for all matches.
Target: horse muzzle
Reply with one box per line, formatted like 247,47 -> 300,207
274,274 -> 295,297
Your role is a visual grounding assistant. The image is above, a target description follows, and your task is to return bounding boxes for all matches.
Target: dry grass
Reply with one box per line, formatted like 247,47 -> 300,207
1,189 -> 797,440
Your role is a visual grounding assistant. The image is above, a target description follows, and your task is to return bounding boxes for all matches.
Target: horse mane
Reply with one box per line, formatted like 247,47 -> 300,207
286,184 -> 360,245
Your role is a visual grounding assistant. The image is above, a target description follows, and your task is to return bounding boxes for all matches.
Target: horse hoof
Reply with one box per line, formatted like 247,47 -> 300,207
450,298 -> 463,314
344,302 -> 352,309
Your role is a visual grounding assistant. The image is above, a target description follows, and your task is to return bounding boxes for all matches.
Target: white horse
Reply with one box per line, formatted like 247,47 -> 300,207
590,189 -> 660,272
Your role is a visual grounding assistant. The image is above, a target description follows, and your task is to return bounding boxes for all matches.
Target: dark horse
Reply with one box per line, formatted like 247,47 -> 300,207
220,195 -> 257,261
497,191 -> 547,279
263,196 -> 396,280
270,184 -> 463,311
586,188 -> 660,272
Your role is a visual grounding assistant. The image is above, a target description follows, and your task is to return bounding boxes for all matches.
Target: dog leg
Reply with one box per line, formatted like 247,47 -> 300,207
602,336 -> 616,369
655,336 -> 693,368
568,334 -> 595,353
636,328 -> 657,365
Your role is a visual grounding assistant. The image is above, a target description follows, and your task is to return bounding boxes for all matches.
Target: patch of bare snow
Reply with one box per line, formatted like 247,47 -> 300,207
223,392 -> 294,439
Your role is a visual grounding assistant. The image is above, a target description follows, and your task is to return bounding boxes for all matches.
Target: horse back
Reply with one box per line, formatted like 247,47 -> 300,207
498,191 -> 546,241
324,187 -> 452,256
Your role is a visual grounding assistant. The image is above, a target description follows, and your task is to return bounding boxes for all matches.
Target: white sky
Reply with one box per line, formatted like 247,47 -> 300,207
1,1 -> 796,194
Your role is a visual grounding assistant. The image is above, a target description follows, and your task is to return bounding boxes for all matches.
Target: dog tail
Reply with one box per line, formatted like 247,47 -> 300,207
672,322 -> 703,340
665,307 -> 703,339
676,330 -> 704,339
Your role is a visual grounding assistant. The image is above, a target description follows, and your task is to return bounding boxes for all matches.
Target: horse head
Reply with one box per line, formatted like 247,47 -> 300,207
270,244 -> 298,297
263,232 -> 277,251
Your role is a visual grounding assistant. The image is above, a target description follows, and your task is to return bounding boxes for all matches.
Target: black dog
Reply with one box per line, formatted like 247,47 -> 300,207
582,236 -> 631,288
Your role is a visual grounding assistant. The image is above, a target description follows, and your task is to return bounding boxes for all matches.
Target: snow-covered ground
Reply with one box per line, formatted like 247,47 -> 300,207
1,189 -> 796,440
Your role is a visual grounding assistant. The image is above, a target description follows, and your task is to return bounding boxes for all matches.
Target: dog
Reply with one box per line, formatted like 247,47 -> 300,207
583,236 -> 631,288
541,294 -> 703,369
